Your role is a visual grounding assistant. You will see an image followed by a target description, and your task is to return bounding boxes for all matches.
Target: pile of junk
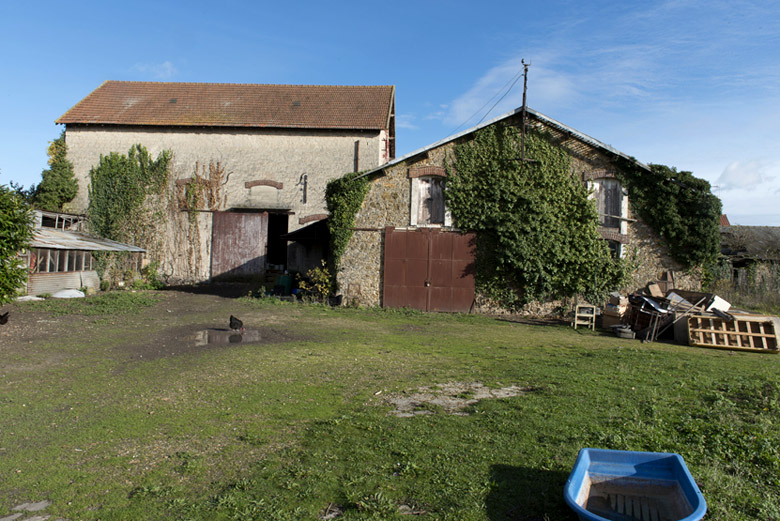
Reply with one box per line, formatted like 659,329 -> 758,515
582,282 -> 779,354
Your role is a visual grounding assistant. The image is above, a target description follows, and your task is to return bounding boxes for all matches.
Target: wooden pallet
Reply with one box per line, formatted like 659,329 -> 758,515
687,314 -> 779,353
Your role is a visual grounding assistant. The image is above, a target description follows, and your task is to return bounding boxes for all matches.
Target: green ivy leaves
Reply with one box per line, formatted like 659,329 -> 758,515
325,171 -> 370,280
87,145 -> 171,243
615,160 -> 721,268
446,124 -> 627,309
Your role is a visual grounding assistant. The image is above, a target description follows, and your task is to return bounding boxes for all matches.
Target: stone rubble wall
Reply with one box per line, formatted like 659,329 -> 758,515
338,114 -> 702,312
65,126 -> 384,283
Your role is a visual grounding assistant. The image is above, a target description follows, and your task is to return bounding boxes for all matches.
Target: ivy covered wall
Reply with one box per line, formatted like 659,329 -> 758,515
335,111 -> 706,312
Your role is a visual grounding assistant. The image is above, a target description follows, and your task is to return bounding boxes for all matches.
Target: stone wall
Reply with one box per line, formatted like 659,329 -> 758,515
339,141 -> 459,306
64,125 -> 385,283
338,113 -> 701,311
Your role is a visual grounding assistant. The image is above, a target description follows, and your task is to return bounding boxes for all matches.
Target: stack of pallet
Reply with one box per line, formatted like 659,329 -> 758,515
602,293 -> 629,328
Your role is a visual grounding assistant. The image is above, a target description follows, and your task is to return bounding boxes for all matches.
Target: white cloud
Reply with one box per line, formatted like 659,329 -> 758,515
395,113 -> 418,130
717,159 -> 776,191
132,61 -> 178,80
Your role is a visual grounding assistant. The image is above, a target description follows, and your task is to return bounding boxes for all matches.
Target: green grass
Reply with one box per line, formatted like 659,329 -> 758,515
17,290 -> 160,315
1,293 -> 778,520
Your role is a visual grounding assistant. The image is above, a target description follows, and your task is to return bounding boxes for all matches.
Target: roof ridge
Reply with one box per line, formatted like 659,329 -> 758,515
101,80 -> 395,88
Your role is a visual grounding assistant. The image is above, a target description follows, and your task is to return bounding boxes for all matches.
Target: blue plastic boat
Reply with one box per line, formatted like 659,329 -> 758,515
564,448 -> 707,521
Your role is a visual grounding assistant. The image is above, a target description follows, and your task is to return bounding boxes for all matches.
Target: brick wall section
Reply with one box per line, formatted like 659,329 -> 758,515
338,113 -> 701,311
65,126 -> 386,283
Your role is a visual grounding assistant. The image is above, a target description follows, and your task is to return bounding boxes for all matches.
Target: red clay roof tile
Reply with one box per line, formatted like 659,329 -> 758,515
57,81 -> 395,131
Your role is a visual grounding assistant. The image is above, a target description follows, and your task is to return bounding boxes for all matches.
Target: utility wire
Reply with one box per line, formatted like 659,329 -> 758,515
476,69 -> 525,126
448,66 -> 526,136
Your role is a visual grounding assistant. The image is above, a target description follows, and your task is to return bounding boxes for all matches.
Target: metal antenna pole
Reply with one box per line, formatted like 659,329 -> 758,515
521,59 -> 530,161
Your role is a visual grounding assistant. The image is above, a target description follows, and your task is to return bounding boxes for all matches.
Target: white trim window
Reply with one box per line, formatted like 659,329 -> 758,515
589,178 -> 628,234
410,176 -> 452,227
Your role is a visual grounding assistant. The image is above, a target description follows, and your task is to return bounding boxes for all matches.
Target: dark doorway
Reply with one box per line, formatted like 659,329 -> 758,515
266,213 -> 289,268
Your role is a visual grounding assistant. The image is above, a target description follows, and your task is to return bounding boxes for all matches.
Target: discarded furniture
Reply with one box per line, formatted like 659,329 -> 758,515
628,295 -> 670,342
602,292 -> 628,328
683,314 -> 779,353
573,304 -> 596,330
564,448 -> 707,521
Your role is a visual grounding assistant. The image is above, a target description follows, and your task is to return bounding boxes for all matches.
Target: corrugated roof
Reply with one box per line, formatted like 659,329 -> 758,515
720,225 -> 780,260
356,106 -> 649,180
56,81 -> 395,130
31,228 -> 145,253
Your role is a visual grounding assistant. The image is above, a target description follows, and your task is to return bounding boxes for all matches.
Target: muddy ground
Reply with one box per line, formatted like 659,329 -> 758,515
0,284 -> 302,360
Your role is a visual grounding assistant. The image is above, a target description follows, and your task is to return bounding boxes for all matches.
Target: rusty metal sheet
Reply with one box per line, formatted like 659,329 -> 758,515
211,212 -> 268,279
428,230 -> 476,312
382,228 -> 475,313
31,228 -> 145,252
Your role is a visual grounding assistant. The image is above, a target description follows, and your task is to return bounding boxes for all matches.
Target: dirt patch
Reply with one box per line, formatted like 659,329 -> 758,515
383,382 -> 531,417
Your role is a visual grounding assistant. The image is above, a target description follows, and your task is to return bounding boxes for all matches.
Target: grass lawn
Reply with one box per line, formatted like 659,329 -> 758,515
0,290 -> 778,520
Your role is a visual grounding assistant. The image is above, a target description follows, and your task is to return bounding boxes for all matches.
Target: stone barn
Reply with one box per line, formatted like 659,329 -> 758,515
56,81 -> 395,284
336,106 -> 696,312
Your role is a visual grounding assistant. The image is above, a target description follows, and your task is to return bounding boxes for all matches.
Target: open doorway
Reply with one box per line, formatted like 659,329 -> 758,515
266,213 -> 289,268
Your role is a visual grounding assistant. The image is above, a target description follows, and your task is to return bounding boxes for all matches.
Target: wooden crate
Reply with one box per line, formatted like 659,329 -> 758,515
573,304 -> 596,330
687,314 -> 779,353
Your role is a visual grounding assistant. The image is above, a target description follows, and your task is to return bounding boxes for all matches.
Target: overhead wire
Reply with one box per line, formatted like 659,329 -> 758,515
448,66 -> 526,136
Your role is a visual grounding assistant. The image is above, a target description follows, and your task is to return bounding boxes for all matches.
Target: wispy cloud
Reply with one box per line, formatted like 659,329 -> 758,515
131,61 -> 178,80
395,113 -> 418,130
718,159 -> 777,191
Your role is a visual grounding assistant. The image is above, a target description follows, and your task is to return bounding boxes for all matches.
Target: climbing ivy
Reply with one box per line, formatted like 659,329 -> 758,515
88,144 -> 171,244
325,171 -> 370,278
446,124 -> 628,309
613,159 -> 721,269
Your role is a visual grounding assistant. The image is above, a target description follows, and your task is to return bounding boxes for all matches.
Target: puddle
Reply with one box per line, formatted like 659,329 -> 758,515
113,326 -> 302,371
193,328 -> 264,346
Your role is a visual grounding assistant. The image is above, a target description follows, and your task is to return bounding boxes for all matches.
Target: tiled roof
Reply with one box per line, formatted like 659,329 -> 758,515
57,81 -> 395,130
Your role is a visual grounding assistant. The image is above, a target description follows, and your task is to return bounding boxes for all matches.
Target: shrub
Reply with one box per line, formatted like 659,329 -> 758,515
0,184 -> 34,304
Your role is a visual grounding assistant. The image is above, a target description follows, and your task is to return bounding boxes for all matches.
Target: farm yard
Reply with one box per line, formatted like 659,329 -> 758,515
0,289 -> 778,520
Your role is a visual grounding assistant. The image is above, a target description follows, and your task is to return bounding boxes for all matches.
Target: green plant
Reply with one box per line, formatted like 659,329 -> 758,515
0,184 -> 34,304
325,171 -> 370,280
446,125 -> 628,309
178,160 -> 228,223
87,144 -> 171,244
138,261 -> 165,290
87,145 -> 170,287
32,131 -> 78,212
614,160 -> 722,268
296,261 -> 332,303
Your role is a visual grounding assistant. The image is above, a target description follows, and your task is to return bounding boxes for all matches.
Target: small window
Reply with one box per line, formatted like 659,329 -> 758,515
607,240 -> 623,259
48,250 -> 58,272
593,178 -> 622,229
416,177 -> 445,225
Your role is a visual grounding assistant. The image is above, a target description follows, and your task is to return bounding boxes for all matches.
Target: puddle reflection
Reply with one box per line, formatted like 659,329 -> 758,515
193,329 -> 263,346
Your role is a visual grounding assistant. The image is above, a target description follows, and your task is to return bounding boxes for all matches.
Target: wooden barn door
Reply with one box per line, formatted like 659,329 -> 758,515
211,211 -> 268,280
382,227 -> 476,312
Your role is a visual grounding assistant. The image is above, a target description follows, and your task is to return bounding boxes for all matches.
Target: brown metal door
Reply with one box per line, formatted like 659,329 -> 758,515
382,227 -> 475,312
428,230 -> 476,312
211,211 -> 268,279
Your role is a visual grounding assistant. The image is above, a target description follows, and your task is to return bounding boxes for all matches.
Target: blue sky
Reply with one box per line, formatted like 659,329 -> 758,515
2,0 -> 779,225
